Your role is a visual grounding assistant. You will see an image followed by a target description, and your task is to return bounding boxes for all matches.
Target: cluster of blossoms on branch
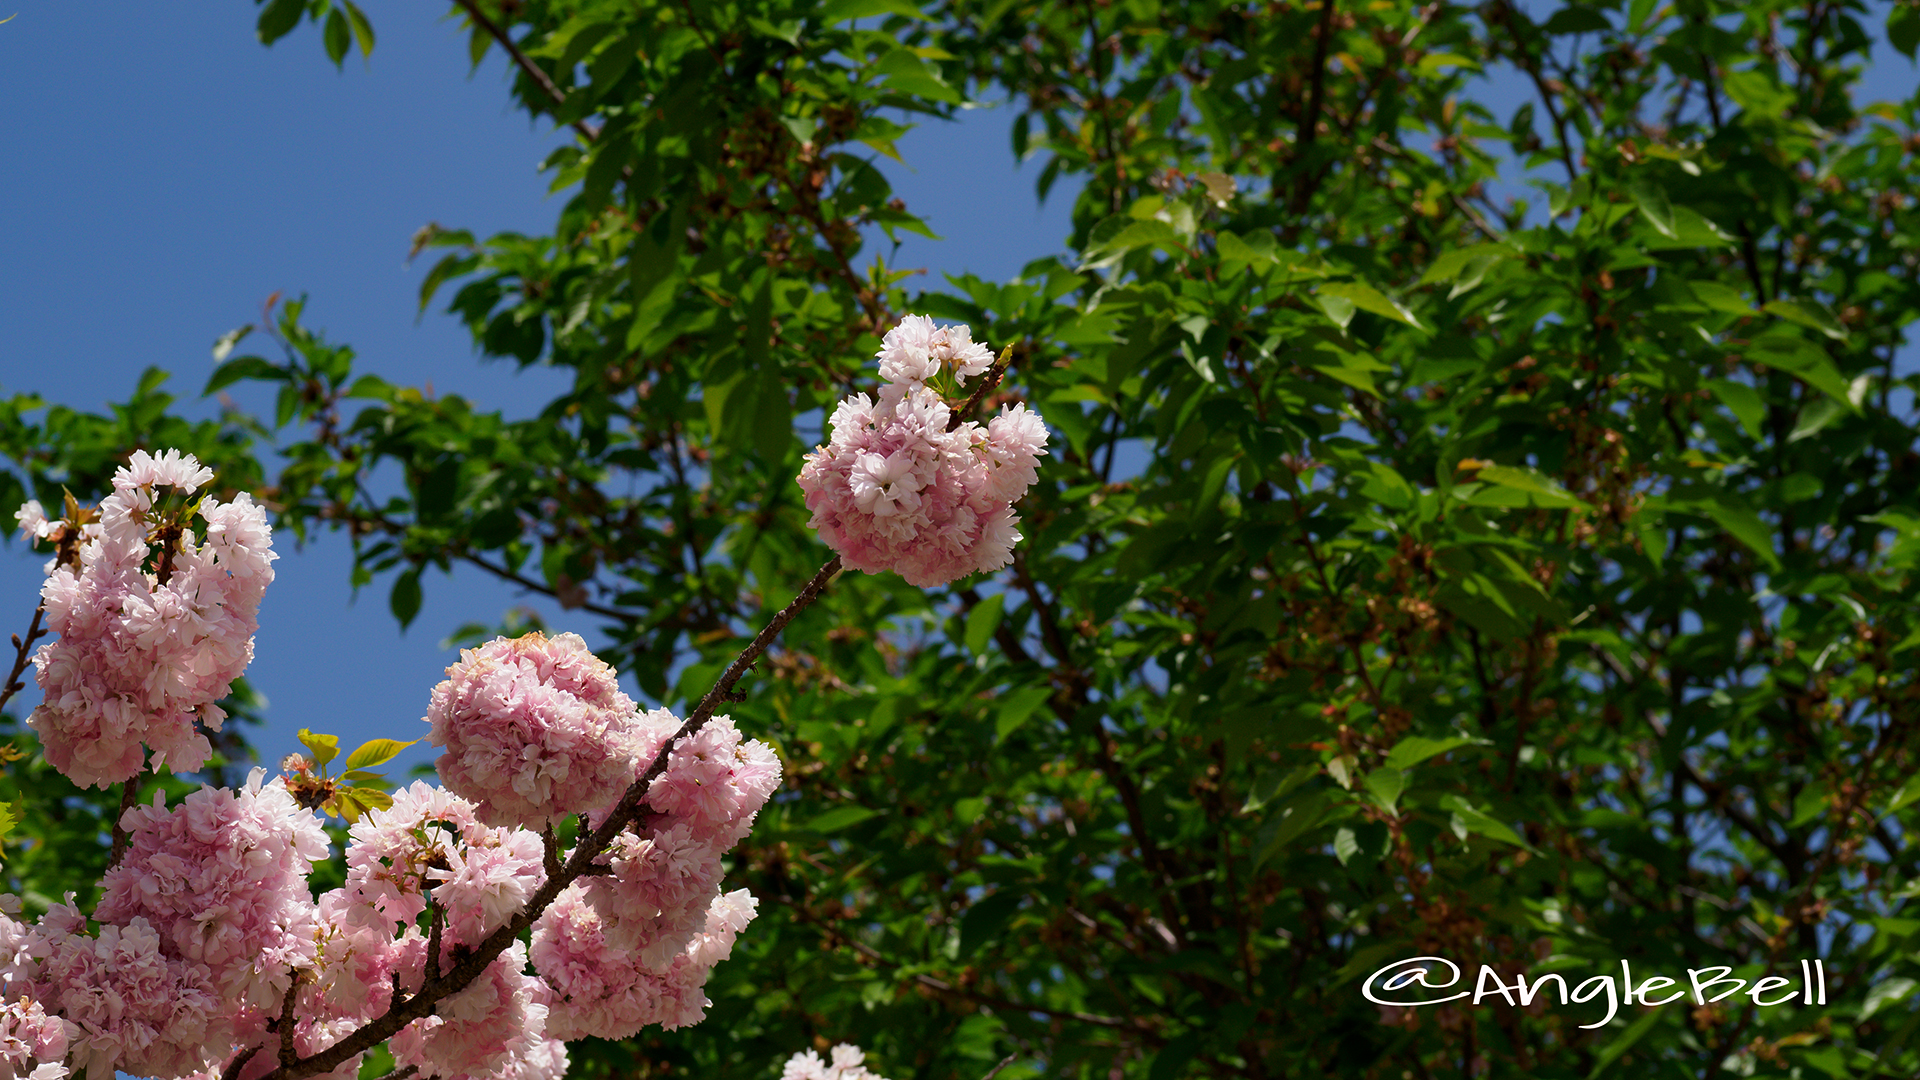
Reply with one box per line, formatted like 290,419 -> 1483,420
798,316 -> 1048,587
0,316 -> 1042,1080
17,451 -> 275,788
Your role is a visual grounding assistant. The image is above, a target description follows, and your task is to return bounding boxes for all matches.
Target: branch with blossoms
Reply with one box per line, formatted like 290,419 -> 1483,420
0,315 -> 1044,1080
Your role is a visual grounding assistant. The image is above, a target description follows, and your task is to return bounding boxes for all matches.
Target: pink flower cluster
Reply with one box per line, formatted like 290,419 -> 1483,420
5,774 -> 326,1080
532,715 -> 780,1039
0,995 -> 70,1080
21,449 -> 276,788
781,1044 -> 891,1080
302,781 -> 564,1080
427,632 -> 645,831
0,447 -> 813,1080
798,316 -> 1048,587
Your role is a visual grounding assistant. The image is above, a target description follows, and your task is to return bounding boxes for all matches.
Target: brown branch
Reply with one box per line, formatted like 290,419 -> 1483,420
248,558 -> 844,1080
449,0 -> 600,143
0,605 -> 47,716
947,349 -> 1014,432
108,775 -> 142,868
1287,0 -> 1340,216
980,1054 -> 1019,1080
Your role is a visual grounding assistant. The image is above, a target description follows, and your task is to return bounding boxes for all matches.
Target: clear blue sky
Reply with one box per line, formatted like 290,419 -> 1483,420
0,2 -> 1075,780
0,2 -> 1914,781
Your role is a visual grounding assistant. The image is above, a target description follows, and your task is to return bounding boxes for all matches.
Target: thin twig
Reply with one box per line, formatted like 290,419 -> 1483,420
108,775 -> 142,868
220,1045 -> 261,1080
0,606 -> 48,716
1287,0 -> 1339,217
449,0 -> 599,142
980,1053 -> 1019,1080
947,349 -> 1015,432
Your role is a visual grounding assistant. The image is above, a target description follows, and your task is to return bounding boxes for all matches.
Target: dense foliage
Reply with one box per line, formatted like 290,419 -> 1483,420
9,0 -> 1920,1076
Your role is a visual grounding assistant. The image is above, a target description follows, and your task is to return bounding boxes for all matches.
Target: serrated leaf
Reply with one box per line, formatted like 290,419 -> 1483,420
1707,379 -> 1766,439
1864,977 -> 1917,1022
1693,498 -> 1782,571
1383,736 -> 1487,771
324,8 -> 351,67
390,568 -> 423,630
1687,280 -> 1753,315
1317,281 -> 1423,329
342,738 -> 419,771
206,356 -> 283,395
1333,826 -> 1361,865
1764,298 -> 1848,341
298,728 -> 340,768
342,0 -> 376,57
1439,795 -> 1530,849
1746,335 -> 1854,406
964,592 -> 1005,656
1470,464 -> 1589,508
1628,174 -> 1676,238
1362,768 -> 1405,814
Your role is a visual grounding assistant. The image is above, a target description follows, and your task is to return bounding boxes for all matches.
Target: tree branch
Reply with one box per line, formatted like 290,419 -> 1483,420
449,0 -> 600,142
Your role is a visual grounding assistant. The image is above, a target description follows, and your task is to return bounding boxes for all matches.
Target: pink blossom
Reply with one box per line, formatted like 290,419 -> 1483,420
96,771 -> 328,1011
643,716 -> 782,847
390,942 -> 550,1080
23,450 -> 276,788
0,996 -> 71,1080
427,632 -> 647,830
33,913 -> 226,1080
531,884 -> 757,1041
797,321 -> 1046,588
781,1044 -> 891,1080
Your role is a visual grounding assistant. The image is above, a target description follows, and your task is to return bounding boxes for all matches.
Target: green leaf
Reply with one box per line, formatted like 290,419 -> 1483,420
1543,6 -> 1612,34
1893,4 -> 1920,59
342,0 -> 375,57
1439,795 -> 1530,849
1628,174 -> 1676,238
206,356 -> 283,395
820,0 -> 923,22
298,728 -> 341,769
1333,825 -> 1362,865
323,8 -> 351,67
1311,291 -> 1356,330
256,0 -> 306,45
1080,219 -> 1181,269
1764,298 -> 1848,341
1745,336 -> 1854,407
1687,280 -> 1753,315
1244,765 -> 1316,814
1469,464 -> 1589,509
1254,789 -> 1330,867
1317,281 -> 1423,330
1362,768 -> 1405,814
807,805 -> 879,833
958,890 -> 1023,958
1148,1032 -> 1200,1080
1707,379 -> 1766,439
964,592 -> 1006,655
1383,735 -> 1487,771
1883,774 -> 1920,816
1863,977 -> 1917,1022
389,568 -> 423,630
1693,498 -> 1782,571
342,738 -> 419,771
995,685 -> 1053,740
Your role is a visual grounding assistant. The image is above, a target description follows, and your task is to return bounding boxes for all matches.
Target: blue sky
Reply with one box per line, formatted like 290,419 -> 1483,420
0,2 -> 1915,783
0,2 -> 1076,780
